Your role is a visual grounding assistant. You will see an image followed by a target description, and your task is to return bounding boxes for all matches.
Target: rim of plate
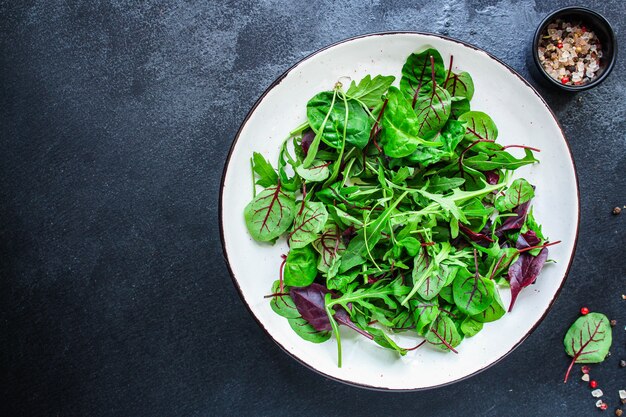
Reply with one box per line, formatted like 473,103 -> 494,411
219,31 -> 581,391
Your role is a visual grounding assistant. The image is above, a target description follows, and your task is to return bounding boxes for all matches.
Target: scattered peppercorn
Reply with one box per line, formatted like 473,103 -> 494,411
610,319 -> 617,327
620,359 -> 626,368
601,403 -> 609,411
613,207 -> 622,215
616,409 -> 623,417
582,365 -> 591,374
590,380 -> 598,388
561,77 -> 569,84
581,307 -> 590,315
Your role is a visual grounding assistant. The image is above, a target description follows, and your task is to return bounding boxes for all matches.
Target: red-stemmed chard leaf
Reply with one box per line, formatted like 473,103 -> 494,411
244,182 -> 296,242
288,201 -> 328,249
413,56 -> 452,139
507,247 -> 549,312
289,283 -> 372,339
563,313 -> 612,383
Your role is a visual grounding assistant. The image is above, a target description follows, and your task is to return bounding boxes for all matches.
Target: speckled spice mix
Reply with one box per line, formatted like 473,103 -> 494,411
538,19 -> 603,86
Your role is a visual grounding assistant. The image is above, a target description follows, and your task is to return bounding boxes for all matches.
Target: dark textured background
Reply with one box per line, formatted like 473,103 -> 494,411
1,1 -> 625,416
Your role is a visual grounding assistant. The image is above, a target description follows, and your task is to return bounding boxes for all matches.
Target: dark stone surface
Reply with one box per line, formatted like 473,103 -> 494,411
1,1 -> 624,416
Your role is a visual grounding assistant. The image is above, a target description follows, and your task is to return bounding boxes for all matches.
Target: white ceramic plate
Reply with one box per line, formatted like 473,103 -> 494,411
220,33 -> 579,390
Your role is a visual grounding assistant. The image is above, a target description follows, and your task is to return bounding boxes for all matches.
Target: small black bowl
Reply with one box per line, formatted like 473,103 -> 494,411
530,6 -> 617,91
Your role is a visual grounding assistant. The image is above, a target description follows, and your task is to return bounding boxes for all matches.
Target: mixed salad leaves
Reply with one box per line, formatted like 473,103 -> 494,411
244,47 -> 559,367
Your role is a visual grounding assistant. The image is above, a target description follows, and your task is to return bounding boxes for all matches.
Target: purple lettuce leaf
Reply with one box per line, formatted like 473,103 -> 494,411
507,247 -> 549,312
496,200 -> 531,237
289,283 -> 372,339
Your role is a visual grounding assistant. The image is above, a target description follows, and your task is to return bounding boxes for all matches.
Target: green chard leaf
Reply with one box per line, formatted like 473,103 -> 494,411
295,160 -> 331,182
410,297 -> 440,335
244,184 -> 296,242
472,287 -> 506,323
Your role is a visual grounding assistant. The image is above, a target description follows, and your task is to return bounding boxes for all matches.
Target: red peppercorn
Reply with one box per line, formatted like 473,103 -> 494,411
599,402 -> 607,411
590,380 -> 598,388
561,77 -> 569,84
582,365 -> 591,374
581,26 -> 587,33
557,42 -> 563,49
581,307 -> 589,315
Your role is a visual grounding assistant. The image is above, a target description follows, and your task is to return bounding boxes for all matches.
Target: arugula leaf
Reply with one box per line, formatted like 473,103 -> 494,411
251,152 -> 278,187
346,74 -> 395,107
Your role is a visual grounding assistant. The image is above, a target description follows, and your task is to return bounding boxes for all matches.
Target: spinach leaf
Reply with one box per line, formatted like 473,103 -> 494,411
307,91 -> 372,150
460,316 -> 483,337
450,98 -> 471,119
379,87 -> 423,158
284,245 -> 318,287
